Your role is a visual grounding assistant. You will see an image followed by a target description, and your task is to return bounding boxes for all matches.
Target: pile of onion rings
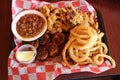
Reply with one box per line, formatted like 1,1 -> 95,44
62,25 -> 116,68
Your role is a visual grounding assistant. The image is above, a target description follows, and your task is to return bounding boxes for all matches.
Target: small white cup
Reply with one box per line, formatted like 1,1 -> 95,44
16,44 -> 37,64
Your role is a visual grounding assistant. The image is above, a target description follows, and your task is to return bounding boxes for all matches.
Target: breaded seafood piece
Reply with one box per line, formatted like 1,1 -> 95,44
52,32 -> 65,46
39,33 -> 50,45
36,46 -> 48,61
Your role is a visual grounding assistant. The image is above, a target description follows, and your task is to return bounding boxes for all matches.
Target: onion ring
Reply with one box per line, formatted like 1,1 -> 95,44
93,54 -> 116,68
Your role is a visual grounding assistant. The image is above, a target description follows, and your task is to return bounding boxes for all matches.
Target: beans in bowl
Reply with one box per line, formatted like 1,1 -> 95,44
16,14 -> 45,38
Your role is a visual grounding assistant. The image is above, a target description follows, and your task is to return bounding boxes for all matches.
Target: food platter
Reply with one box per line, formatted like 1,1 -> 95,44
10,8 -> 108,60
8,0 -> 116,80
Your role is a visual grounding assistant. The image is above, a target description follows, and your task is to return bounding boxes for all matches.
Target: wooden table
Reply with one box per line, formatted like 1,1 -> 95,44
0,0 -> 120,80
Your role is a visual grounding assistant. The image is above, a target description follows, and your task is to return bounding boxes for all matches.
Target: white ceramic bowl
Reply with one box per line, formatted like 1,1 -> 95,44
15,44 -> 37,64
11,10 -> 47,41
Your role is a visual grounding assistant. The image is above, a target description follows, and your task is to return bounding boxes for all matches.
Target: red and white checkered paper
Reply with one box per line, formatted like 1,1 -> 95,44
8,0 -> 113,80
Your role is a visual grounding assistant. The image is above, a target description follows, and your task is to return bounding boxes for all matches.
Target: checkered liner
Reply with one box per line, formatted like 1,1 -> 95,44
8,0 -> 113,80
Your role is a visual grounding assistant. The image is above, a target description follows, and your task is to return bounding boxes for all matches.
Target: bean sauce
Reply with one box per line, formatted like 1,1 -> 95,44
17,14 -> 45,38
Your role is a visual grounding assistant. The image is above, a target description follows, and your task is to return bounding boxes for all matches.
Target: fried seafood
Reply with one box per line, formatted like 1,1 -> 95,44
39,5 -> 54,17
47,13 -> 62,34
39,5 -> 99,34
52,32 -> 65,46
47,42 -> 59,57
36,46 -> 48,61
66,6 -> 84,26
36,5 -> 116,68
36,32 -> 67,59
39,33 -> 50,45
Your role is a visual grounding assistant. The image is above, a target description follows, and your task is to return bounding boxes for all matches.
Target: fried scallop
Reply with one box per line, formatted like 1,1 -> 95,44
52,32 -> 65,46
39,33 -> 50,45
36,46 -> 48,61
47,42 -> 59,57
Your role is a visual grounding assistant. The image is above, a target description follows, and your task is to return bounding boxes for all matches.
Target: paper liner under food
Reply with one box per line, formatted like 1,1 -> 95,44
8,0 -> 113,80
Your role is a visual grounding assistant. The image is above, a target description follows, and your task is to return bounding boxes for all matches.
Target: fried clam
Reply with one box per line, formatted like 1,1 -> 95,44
39,33 -> 50,45
52,32 -> 65,46
66,6 -> 84,26
47,12 -> 62,34
36,46 -> 48,61
39,5 -> 54,17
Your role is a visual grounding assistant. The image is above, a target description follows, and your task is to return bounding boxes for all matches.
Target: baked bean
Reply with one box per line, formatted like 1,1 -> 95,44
17,14 -> 45,38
